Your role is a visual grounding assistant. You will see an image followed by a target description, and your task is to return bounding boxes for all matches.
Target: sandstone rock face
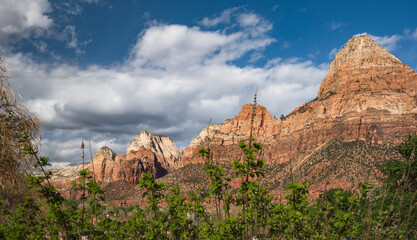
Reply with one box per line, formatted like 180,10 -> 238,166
116,146 -> 168,183
182,35 -> 417,167
181,104 -> 280,166
49,163 -> 91,182
89,131 -> 183,185
127,130 -> 183,169
49,163 -> 91,199
50,131 -> 183,199
89,146 -> 117,183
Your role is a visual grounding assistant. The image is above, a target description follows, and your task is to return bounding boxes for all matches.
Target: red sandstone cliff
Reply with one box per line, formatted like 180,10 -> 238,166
90,130 -> 183,184
50,131 -> 183,198
182,35 -> 417,166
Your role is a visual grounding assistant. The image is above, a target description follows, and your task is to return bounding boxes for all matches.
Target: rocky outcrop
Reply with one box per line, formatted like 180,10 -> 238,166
182,35 -> 417,167
49,163 -> 91,199
114,146 -> 168,184
49,163 -> 91,182
89,147 -> 117,183
50,131 -> 183,199
89,131 -> 183,185
127,130 -> 183,170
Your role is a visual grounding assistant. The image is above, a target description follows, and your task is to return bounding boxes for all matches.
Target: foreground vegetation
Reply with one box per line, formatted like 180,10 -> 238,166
0,134 -> 416,239
0,59 -> 416,239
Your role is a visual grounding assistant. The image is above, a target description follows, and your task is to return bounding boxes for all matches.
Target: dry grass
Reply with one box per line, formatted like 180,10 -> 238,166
0,56 -> 41,208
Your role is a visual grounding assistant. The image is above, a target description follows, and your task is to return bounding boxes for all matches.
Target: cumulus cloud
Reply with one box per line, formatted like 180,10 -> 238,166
132,24 -> 273,70
0,0 -> 52,42
0,1 -> 91,55
3,12 -> 327,166
259,60 -> 327,115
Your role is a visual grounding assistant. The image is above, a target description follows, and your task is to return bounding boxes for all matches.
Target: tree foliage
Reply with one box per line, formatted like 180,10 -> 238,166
381,135 -> 417,191
0,135 -> 415,239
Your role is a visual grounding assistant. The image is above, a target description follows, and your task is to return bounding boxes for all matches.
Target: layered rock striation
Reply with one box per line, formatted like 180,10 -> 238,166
127,130 -> 183,170
182,35 -> 417,166
90,131 -> 183,184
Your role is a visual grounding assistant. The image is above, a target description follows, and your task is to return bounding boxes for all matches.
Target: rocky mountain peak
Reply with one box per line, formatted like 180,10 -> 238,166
333,34 -> 401,68
318,34 -> 415,98
235,103 -> 274,121
126,130 -> 183,163
93,146 -> 116,162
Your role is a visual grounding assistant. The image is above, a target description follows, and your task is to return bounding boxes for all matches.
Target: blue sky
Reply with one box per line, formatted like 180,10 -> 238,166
1,0 -> 416,167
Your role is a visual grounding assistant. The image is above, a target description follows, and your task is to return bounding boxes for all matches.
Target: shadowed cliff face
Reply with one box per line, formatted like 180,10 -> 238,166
182,35 -> 417,166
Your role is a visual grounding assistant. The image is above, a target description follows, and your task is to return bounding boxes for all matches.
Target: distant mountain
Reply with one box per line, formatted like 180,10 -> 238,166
49,131 -> 183,199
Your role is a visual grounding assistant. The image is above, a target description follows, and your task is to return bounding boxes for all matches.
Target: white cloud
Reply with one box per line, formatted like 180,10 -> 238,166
0,1 -> 91,55
0,0 -> 52,42
81,0 -> 101,3
199,7 -> 273,39
369,34 -> 402,51
132,25 -> 241,69
329,21 -> 345,30
259,60 -> 327,115
63,25 -> 83,54
238,13 -> 261,27
329,48 -> 339,59
47,161 -> 71,169
404,28 -> 417,40
3,15 -> 327,166
40,134 -> 128,167
249,52 -> 263,62
64,4 -> 83,16
132,21 -> 274,70
199,7 -> 240,27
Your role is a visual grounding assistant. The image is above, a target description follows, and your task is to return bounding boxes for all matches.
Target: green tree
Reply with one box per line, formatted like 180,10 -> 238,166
381,135 -> 417,191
